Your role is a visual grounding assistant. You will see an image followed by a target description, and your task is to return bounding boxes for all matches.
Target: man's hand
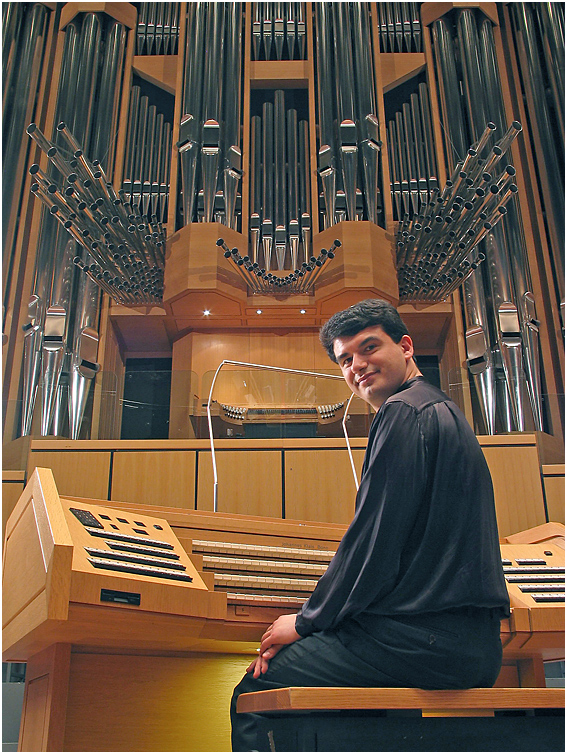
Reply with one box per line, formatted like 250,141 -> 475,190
246,613 -> 301,678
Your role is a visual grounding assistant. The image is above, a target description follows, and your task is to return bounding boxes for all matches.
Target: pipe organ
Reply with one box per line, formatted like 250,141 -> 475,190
2,2 -> 564,447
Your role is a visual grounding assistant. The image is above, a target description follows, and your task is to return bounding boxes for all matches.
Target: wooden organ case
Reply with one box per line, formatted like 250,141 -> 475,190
3,470 -> 565,751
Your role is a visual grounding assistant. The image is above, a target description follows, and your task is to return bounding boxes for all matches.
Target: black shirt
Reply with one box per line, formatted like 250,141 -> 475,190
295,377 -> 510,637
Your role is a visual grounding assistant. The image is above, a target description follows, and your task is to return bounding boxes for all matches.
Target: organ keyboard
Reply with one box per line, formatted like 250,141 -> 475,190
189,527 -> 565,679
214,401 -> 346,424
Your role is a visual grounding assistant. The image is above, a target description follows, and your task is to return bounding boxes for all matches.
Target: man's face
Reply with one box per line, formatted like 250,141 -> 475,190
333,325 -> 418,410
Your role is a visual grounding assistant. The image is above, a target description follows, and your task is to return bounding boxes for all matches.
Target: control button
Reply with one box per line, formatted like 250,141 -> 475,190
70,508 -> 104,529
133,528 -> 149,536
154,524 -> 163,530
99,514 -> 111,520
85,526 -> 174,549
134,521 -> 146,527
117,518 -> 129,524
111,524 -> 119,530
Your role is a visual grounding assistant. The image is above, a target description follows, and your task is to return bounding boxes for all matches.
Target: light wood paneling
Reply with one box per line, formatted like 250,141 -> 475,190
482,445 -> 546,538
542,465 -> 565,525
285,449 -> 365,524
27,452 -> 111,500
197,450 -> 282,518
20,644 -> 71,753
111,450 -> 197,508
63,652 -> 248,752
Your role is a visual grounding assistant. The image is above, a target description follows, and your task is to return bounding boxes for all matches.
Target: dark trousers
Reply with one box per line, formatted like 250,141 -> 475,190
231,609 -> 503,751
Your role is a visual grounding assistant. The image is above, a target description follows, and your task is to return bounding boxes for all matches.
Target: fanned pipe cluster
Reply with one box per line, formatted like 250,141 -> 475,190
252,2 -> 306,61
376,3 -> 422,52
387,82 -> 438,221
177,2 -> 243,229
431,8 -> 544,436
135,2 -> 180,55
20,12 -> 127,441
508,3 -> 564,316
396,122 -> 522,302
315,3 -> 383,228
123,84 -> 172,226
27,122 -> 166,306
218,238 -> 340,295
250,90 -> 311,274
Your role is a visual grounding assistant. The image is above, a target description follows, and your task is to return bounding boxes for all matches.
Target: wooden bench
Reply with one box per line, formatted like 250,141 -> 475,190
237,687 -> 565,751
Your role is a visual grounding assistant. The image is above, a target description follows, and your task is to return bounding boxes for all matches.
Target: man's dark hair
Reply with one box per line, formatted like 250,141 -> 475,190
320,299 -> 410,362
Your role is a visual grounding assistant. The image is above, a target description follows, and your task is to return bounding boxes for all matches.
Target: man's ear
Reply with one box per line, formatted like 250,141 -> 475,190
400,334 -> 414,360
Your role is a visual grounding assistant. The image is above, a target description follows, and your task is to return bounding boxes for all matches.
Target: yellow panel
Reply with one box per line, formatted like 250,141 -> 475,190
63,652 -> 250,752
197,450 -> 282,518
111,451 -> 197,507
285,449 -> 364,524
28,452 -> 111,500
482,446 -> 546,538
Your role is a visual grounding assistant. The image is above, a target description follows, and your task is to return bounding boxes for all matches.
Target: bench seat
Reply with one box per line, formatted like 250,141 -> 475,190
237,686 -> 565,751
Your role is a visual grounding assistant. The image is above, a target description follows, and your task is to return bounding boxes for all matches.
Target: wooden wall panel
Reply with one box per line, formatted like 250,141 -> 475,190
197,450 -> 283,518
27,452 -> 111,500
20,644 -> 71,753
174,330 -> 339,405
111,450 -> 197,508
21,436 -> 557,534
482,446 -> 547,538
93,316 -> 126,441
63,652 -> 249,752
542,465 -> 565,525
284,449 -> 365,524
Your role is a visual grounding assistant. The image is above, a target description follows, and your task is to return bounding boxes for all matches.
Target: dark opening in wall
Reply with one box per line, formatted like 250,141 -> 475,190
121,358 -> 172,439
414,355 -> 441,389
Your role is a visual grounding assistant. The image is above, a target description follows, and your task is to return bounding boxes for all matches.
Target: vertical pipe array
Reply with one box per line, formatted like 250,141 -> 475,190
136,2 -> 180,55
178,2 -> 243,229
377,2 -> 423,52
314,2 -> 383,230
122,85 -> 172,226
20,12 -> 127,439
2,3 -> 50,249
249,90 -> 311,274
386,84 -> 439,221
429,8 -> 544,433
251,2 -> 306,60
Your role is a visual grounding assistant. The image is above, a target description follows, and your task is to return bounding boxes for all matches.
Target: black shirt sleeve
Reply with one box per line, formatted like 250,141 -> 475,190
295,400 -> 427,637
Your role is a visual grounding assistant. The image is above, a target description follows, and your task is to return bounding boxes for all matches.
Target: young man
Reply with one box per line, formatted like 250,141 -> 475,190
231,299 -> 509,751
